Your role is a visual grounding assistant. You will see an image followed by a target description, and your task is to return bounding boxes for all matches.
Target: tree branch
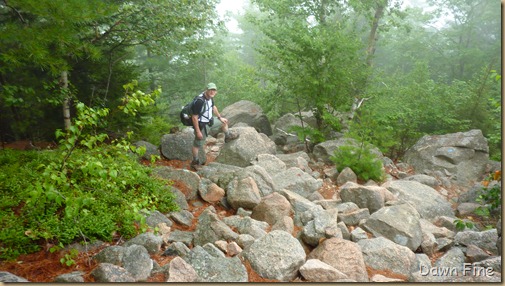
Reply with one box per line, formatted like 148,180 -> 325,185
2,0 -> 26,24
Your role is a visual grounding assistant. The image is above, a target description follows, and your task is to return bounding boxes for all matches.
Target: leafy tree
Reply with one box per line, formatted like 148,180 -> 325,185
425,0 -> 500,82
0,0 -> 220,141
358,62 -> 471,159
247,0 -> 368,140
364,0 -> 500,160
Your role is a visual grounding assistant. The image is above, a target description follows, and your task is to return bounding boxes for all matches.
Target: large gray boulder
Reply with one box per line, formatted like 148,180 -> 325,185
301,206 -> 340,246
216,127 -> 276,167
271,113 -> 309,148
91,263 -> 136,282
299,259 -> 350,282
313,138 -> 383,164
121,245 -> 153,281
218,100 -> 272,136
193,206 -> 239,246
166,256 -> 200,282
251,153 -> 287,176
183,246 -> 248,282
454,229 -> 499,255
358,237 -> 417,277
241,165 -> 276,197
362,203 -> 423,251
275,151 -> 312,173
339,182 -> 396,214
133,140 -> 160,160
272,167 -> 323,198
384,180 -> 455,222
222,215 -> 269,239
307,238 -> 368,282
160,128 -> 206,162
243,230 -> 306,281
123,232 -> 163,254
251,192 -> 293,225
197,163 -> 276,196
152,166 -> 201,200
93,244 -> 153,282
0,272 -> 29,282
226,176 -> 262,210
404,129 -> 489,185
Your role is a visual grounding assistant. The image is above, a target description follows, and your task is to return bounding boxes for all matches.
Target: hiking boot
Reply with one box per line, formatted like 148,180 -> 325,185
190,159 -> 200,171
225,132 -> 239,143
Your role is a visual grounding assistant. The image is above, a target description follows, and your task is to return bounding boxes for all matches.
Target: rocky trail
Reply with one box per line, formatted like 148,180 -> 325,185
0,111 -> 502,282
0,153 -> 410,283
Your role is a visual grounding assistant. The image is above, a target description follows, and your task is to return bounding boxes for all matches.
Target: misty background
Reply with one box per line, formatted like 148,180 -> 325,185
0,0 -> 501,160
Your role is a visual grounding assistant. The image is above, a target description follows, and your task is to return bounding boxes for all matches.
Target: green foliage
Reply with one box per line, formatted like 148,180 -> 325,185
453,172 -> 501,231
289,126 -> 325,146
484,70 -> 502,161
49,242 -> 79,267
0,0 -> 220,142
0,146 -> 178,261
119,81 -> 160,116
60,248 -> 79,267
454,219 -> 475,231
131,116 -> 173,146
0,83 -> 178,261
330,145 -> 385,182
361,62 -> 475,160
475,180 -> 501,219
248,0 -> 368,133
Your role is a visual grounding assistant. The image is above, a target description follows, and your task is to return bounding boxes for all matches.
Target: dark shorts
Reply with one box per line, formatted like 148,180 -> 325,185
193,123 -> 208,148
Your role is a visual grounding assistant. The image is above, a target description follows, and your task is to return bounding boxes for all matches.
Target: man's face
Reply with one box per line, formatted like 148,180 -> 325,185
206,89 -> 217,98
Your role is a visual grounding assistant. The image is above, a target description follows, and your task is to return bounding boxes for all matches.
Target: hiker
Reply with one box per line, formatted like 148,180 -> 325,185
191,82 -> 237,169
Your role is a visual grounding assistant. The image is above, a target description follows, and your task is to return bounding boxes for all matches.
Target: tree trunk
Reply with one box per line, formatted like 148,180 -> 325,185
347,1 -> 386,132
61,71 -> 71,131
366,2 -> 386,67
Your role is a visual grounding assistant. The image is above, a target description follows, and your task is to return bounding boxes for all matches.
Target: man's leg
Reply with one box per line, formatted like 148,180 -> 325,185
191,143 -> 200,170
191,130 -> 201,169
191,145 -> 199,161
191,124 -> 207,170
221,121 -> 239,142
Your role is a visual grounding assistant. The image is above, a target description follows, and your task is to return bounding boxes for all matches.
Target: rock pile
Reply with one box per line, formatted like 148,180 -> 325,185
1,103 -> 501,283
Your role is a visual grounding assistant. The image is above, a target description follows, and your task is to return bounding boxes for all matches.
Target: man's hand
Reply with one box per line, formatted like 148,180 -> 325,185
196,130 -> 203,139
219,117 -> 228,124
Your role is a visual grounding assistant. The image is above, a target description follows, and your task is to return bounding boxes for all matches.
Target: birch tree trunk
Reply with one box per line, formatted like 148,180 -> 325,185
61,70 -> 72,130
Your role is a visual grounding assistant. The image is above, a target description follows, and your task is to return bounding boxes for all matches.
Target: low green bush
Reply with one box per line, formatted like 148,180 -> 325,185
0,82 -> 179,261
330,144 -> 385,182
0,147 -> 178,261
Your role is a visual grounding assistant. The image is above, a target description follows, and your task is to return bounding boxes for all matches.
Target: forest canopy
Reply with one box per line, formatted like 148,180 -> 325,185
0,0 -> 501,160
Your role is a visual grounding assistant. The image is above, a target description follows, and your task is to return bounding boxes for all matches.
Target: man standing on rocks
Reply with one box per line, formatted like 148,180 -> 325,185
191,82 -> 238,170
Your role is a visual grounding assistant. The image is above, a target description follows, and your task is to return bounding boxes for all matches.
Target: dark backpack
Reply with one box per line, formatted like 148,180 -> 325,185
179,94 -> 213,126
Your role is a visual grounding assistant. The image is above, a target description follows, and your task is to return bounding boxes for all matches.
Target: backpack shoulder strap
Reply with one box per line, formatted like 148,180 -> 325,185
191,93 -> 209,120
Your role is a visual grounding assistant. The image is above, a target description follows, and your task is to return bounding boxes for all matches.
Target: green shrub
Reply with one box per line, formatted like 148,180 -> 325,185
132,115 -> 173,146
0,147 -> 178,261
0,82 -> 179,261
475,182 -> 502,219
330,145 -> 385,182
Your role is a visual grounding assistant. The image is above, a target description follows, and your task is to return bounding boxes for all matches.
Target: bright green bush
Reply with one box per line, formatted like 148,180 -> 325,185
330,145 -> 385,182
0,82 -> 179,261
0,147 -> 178,261
131,115 -> 173,146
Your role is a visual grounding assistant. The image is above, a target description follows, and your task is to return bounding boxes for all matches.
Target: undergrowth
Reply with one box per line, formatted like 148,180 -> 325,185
330,144 -> 385,182
0,81 -> 179,261
0,145 -> 178,261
